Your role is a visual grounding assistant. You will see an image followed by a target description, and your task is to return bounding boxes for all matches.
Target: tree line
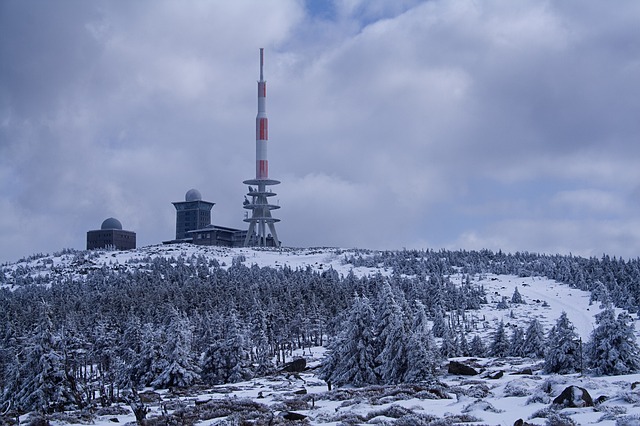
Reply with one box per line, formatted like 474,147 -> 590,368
1,247 -> 639,415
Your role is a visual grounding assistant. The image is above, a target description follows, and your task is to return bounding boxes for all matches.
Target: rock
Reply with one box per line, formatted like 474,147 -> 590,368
448,361 -> 479,376
487,370 -> 504,379
109,419 -> 119,423
294,388 -> 307,395
514,419 -> 537,426
283,411 -> 307,421
552,385 -> 594,408
281,358 -> 306,373
632,381 -> 640,390
595,395 -> 608,405
513,367 -> 533,375
138,391 -> 162,403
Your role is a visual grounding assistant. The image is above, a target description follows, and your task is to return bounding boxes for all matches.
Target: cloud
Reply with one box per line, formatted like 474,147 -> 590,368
2,0 -> 640,262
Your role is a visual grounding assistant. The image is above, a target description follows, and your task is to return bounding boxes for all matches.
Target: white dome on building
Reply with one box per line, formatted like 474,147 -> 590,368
101,217 -> 123,230
185,188 -> 202,202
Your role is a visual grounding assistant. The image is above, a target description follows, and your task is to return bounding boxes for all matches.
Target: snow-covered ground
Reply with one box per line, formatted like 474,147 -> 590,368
5,244 -> 640,425
46,349 -> 640,425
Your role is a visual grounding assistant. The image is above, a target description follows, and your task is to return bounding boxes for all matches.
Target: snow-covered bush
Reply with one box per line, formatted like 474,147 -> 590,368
526,391 -> 551,405
464,383 -> 491,398
615,390 -> 640,404
595,405 -> 627,422
530,408 -> 578,426
461,399 -> 503,413
545,412 -> 578,426
617,414 -> 640,426
503,379 -> 532,397
393,413 -> 440,426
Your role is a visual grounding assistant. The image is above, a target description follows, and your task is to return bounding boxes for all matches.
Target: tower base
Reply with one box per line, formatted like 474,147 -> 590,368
243,179 -> 281,247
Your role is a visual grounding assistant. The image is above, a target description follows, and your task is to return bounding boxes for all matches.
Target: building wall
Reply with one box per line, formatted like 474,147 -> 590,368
87,230 -> 136,250
190,227 -> 248,248
173,200 -> 214,240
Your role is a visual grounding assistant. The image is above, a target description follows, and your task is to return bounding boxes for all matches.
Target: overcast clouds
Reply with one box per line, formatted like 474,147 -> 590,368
1,0 -> 640,263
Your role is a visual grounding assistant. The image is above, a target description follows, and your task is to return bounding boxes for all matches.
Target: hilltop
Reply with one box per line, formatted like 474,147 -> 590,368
2,244 -> 640,425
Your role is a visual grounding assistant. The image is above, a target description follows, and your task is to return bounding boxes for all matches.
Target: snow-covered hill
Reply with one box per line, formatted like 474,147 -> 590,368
2,244 -> 640,425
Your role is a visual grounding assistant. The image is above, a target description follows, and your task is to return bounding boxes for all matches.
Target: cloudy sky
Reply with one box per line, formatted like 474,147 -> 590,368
1,0 -> 640,263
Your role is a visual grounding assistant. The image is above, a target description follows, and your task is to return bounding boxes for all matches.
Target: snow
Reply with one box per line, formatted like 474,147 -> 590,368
4,243 -> 640,425
75,356 -> 640,425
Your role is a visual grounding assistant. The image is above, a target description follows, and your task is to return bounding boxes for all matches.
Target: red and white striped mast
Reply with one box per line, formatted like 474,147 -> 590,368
243,48 -> 281,247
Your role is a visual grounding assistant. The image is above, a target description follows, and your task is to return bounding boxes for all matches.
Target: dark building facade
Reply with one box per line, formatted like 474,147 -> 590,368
172,189 -> 215,240
164,189 -> 251,247
87,217 -> 136,250
188,225 -> 249,247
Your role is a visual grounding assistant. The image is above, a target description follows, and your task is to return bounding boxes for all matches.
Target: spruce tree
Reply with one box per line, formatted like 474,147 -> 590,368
431,309 -> 447,338
439,324 -> 459,358
5,306 -> 73,413
459,330 -> 470,357
201,311 -> 252,385
130,322 -> 166,388
470,334 -> 486,357
151,311 -> 200,388
250,307 -> 274,376
586,307 -> 640,375
319,295 -> 378,387
490,320 -> 510,357
508,326 -> 525,357
521,318 -> 545,358
511,287 -> 525,304
404,302 -> 440,382
544,312 -> 580,374
374,283 -> 408,384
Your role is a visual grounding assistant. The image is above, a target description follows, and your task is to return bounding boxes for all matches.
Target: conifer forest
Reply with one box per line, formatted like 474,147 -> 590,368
2,245 -> 640,424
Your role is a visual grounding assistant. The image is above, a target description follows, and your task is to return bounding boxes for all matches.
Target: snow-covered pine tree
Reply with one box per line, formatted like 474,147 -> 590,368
521,318 -> 545,358
439,323 -> 459,358
151,310 -> 200,388
544,312 -> 581,374
5,305 -> 73,413
586,307 -> 640,375
404,302 -> 440,382
589,281 -> 611,308
374,282 -> 408,384
250,306 -> 274,376
469,334 -> 486,357
129,322 -> 166,388
319,294 -> 378,387
511,287 -> 525,304
490,320 -> 510,357
431,308 -> 447,338
496,296 -> 509,310
458,330 -> 470,357
118,315 -> 143,387
90,320 -> 121,405
201,310 -> 252,385
508,326 -> 525,357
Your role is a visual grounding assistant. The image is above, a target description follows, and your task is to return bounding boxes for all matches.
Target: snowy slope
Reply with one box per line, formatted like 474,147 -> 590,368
4,244 -> 640,425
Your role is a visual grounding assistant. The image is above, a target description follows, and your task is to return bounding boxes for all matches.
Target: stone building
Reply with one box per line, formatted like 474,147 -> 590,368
87,217 -> 136,250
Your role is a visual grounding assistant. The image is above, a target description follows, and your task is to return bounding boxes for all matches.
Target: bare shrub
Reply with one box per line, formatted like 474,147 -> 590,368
617,414 -> 640,426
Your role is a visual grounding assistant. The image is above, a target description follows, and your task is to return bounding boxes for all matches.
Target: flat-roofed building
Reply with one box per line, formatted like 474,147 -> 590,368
87,217 -> 136,250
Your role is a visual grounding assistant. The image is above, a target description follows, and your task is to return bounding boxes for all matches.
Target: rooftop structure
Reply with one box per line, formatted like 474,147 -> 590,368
87,217 -> 136,250
165,189 -> 248,247
171,189 -> 215,240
